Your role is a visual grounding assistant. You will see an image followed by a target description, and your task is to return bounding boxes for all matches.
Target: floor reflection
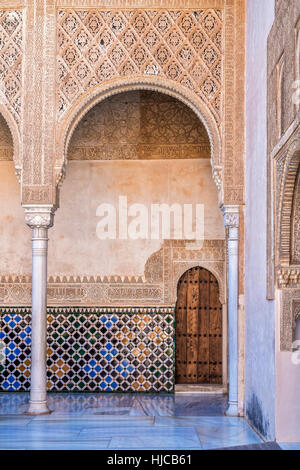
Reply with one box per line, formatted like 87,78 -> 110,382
0,392 -> 262,450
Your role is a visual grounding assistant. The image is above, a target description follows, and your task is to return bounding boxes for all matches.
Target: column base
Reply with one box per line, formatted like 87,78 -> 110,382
225,401 -> 239,417
25,401 -> 52,415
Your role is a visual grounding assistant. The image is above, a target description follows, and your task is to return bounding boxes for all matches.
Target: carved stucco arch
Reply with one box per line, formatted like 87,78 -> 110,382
172,261 -> 225,306
55,76 -> 222,201
278,139 -> 300,267
0,103 -> 21,182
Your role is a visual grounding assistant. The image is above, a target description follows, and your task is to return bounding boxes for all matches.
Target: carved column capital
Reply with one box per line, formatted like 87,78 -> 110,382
221,205 -> 240,228
23,205 -> 56,230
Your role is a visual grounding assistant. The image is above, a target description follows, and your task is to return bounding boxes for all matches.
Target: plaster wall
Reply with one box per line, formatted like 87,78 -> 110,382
49,159 -> 224,277
245,0 -> 275,440
275,293 -> 300,442
0,160 -> 224,278
276,354 -> 300,441
0,162 -> 30,275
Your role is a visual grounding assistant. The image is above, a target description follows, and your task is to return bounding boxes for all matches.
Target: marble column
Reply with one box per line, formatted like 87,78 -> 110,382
24,206 -> 56,415
222,205 -> 240,417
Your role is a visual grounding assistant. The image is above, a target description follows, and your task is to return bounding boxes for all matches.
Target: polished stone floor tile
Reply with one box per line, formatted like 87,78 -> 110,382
0,416 -> 33,426
137,394 -> 227,417
108,427 -> 202,450
196,424 -> 262,450
0,392 -> 264,450
28,418 -> 154,433
5,439 -> 111,450
154,416 -> 243,427
279,442 -> 300,450
0,429 -> 80,440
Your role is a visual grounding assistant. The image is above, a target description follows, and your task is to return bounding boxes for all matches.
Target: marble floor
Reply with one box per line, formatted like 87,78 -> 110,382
0,392 -> 265,450
278,443 -> 300,451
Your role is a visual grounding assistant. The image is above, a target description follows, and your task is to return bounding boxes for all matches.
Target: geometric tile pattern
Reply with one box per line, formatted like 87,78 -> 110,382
0,10 -> 23,126
0,311 -> 31,391
0,308 -> 174,392
57,9 -> 222,123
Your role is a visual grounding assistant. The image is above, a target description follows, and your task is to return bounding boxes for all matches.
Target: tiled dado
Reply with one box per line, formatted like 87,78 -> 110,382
0,307 -> 175,392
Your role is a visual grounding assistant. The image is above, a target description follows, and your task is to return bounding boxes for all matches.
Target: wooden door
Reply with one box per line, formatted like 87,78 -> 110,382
175,266 -> 222,384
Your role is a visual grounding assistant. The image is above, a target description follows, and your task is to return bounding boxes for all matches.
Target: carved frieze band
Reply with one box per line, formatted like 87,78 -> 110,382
277,267 -> 300,289
0,306 -> 175,315
0,239 -> 225,306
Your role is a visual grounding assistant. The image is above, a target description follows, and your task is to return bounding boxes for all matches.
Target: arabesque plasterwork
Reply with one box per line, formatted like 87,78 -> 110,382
57,8 -> 222,124
0,1 -> 246,208
68,90 -> 211,160
0,0 -> 243,344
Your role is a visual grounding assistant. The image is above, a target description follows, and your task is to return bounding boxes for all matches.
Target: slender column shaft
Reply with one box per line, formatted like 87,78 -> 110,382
27,227 -> 49,414
24,205 -> 55,415
223,205 -> 240,417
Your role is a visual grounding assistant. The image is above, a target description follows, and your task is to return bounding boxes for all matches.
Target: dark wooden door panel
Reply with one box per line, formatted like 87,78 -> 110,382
175,267 -> 223,385
186,268 -> 199,383
208,272 -> 222,383
175,274 -> 187,384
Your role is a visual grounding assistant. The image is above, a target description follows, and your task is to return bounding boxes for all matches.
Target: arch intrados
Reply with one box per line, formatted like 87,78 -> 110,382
56,77 -> 222,192
279,141 -> 300,265
0,103 -> 21,176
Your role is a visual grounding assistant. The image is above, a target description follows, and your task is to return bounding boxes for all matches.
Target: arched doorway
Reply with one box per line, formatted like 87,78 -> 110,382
175,266 -> 222,385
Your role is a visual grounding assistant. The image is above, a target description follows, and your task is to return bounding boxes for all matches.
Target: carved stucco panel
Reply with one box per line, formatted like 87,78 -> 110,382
281,289 -> 300,351
57,8 -> 223,125
0,10 -> 22,127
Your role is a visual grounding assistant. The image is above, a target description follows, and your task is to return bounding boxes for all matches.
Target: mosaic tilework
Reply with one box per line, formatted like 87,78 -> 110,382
0,307 -> 174,392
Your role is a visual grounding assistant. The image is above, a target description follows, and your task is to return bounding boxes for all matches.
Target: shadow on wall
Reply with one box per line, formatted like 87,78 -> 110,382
246,393 -> 270,439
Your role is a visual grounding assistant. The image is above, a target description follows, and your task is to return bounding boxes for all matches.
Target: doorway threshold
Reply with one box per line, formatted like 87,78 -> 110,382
175,384 -> 226,394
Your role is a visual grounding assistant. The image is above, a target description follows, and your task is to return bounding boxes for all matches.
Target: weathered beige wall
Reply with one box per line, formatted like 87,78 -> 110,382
0,159 -> 223,279
49,159 -> 224,277
0,162 -> 30,275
